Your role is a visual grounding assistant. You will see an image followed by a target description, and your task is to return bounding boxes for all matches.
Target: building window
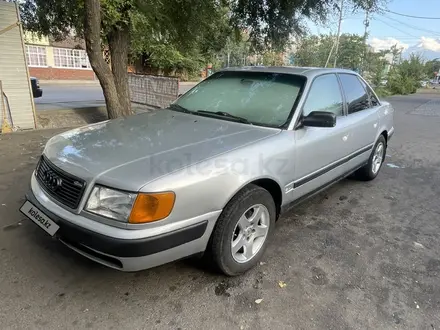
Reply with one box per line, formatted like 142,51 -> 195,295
26,45 -> 47,67
54,48 -> 91,69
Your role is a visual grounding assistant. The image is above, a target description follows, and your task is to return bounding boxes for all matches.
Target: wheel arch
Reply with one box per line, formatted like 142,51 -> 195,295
222,177 -> 283,220
380,130 -> 388,143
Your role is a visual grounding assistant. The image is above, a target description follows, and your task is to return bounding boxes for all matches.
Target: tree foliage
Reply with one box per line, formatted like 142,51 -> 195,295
424,59 -> 440,79
230,0 -> 386,51
294,33 -> 366,70
293,33 -> 430,96
129,2 -> 231,76
387,54 -> 426,95
20,0 -> 387,118
366,50 -> 389,88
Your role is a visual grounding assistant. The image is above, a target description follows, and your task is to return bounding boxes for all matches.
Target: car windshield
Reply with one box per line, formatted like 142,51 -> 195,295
172,71 -> 306,128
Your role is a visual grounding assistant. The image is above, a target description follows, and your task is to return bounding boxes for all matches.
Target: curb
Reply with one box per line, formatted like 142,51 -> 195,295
179,81 -> 199,86
35,103 -> 156,129
40,80 -> 100,86
416,88 -> 440,95
36,107 -> 108,129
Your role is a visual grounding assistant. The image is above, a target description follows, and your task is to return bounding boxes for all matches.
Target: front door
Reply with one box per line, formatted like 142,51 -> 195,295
292,73 -> 352,201
338,73 -> 380,164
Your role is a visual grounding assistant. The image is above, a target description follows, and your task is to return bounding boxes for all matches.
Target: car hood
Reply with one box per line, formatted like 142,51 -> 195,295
44,110 -> 279,191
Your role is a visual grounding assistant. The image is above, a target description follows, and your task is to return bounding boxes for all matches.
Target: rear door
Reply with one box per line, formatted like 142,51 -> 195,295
292,74 -> 353,200
338,73 -> 380,165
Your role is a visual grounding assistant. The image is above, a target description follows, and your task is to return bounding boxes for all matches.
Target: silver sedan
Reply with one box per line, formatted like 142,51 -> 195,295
21,66 -> 394,276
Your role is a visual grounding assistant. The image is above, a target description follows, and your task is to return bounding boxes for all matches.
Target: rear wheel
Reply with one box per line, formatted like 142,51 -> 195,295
208,184 -> 276,276
355,135 -> 386,181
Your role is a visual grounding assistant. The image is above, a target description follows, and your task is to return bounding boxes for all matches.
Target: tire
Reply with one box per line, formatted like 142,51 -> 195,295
355,135 -> 386,181
208,184 -> 276,276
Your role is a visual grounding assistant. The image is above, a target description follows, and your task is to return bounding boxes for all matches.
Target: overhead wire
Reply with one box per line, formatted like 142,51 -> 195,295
373,16 -> 420,38
384,9 -> 440,20
379,13 -> 440,37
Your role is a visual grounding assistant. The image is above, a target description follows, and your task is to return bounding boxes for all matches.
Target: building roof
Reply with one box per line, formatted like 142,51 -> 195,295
49,36 -> 86,49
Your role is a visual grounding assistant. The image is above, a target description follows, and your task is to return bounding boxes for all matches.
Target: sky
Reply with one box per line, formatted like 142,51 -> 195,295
308,0 -> 440,56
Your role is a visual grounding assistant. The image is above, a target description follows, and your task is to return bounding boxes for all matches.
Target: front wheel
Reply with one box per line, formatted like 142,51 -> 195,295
355,135 -> 386,181
208,184 -> 276,276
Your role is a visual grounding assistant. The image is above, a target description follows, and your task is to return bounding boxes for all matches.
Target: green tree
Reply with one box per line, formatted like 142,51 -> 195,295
216,34 -> 252,68
366,50 -> 389,88
389,44 -> 403,67
262,51 -> 285,66
21,0 -> 228,118
129,5 -> 231,78
387,54 -> 426,95
294,35 -> 330,67
294,33 -> 366,69
424,59 -> 440,79
336,34 -> 366,70
21,0 -> 385,119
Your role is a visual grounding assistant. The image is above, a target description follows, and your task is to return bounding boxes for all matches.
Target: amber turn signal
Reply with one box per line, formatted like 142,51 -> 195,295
129,192 -> 175,224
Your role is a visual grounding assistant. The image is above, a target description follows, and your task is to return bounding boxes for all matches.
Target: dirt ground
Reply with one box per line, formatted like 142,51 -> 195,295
1,93 -> 440,330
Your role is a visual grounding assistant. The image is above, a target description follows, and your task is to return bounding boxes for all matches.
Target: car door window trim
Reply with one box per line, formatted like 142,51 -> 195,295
358,75 -> 381,107
292,143 -> 373,188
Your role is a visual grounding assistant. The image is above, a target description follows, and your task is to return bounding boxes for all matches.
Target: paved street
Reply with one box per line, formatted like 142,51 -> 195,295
35,83 -> 197,111
1,93 -> 440,329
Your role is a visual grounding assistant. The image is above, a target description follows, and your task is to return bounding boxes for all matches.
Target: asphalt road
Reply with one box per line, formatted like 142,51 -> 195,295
1,93 -> 440,329
35,83 -> 197,111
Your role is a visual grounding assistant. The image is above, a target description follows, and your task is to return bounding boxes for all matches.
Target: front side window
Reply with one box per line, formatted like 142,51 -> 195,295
302,74 -> 343,117
339,74 -> 370,114
173,71 -> 305,127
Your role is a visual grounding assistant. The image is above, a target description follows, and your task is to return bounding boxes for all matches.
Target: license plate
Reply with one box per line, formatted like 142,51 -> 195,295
20,201 -> 59,236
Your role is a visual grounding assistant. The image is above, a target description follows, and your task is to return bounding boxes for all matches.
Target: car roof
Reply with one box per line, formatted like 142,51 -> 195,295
219,66 -> 359,79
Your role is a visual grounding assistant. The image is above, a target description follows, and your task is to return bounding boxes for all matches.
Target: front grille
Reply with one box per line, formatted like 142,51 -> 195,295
35,156 -> 86,209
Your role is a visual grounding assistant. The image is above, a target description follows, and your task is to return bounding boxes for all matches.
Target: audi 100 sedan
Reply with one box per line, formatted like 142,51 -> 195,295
21,67 -> 394,276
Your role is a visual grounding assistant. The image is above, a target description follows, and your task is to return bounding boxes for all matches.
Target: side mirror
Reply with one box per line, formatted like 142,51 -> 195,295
302,111 -> 336,128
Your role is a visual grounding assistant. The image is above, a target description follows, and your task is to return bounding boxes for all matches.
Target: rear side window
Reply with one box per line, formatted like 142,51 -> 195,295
339,74 -> 370,114
359,78 -> 380,107
302,74 -> 343,117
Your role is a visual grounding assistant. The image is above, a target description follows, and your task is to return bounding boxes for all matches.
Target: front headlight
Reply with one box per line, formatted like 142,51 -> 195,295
85,186 -> 137,221
85,185 -> 176,223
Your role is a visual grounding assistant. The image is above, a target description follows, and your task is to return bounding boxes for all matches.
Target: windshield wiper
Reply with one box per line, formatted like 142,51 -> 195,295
168,103 -> 192,113
196,110 -> 252,124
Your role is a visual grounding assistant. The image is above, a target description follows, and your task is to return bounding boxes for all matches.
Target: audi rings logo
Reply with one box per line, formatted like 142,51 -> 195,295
43,171 -> 63,191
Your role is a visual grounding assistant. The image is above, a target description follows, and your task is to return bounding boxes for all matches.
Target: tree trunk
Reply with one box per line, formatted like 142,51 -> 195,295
108,25 -> 132,115
83,0 -> 125,119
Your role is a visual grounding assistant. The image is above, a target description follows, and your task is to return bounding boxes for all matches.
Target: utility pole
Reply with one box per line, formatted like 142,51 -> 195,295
361,8 -> 370,74
333,0 -> 344,68
226,37 -> 231,67
363,9 -> 370,51
325,38 -> 336,68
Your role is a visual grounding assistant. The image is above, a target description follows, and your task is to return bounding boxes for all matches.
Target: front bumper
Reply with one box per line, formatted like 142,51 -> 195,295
25,185 -> 220,271
388,127 -> 395,141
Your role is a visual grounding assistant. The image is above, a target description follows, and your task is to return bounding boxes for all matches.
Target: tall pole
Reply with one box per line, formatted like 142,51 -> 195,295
325,38 -> 336,68
333,0 -> 344,68
361,8 -> 370,74
226,37 -> 230,67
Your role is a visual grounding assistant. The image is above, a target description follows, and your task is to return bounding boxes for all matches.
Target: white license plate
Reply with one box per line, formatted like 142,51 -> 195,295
20,201 -> 59,236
